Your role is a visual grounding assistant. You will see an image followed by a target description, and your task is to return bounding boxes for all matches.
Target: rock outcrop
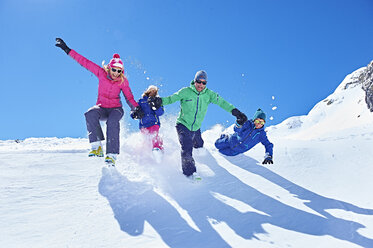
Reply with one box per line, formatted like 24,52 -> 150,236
361,61 -> 373,111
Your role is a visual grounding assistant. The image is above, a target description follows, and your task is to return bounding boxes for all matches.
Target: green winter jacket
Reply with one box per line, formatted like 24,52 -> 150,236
161,81 -> 235,131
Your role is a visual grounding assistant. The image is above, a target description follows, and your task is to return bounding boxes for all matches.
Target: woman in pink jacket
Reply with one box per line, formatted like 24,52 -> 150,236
56,38 -> 144,166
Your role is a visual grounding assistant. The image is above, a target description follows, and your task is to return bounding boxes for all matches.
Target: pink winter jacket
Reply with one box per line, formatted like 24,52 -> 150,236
69,50 -> 138,109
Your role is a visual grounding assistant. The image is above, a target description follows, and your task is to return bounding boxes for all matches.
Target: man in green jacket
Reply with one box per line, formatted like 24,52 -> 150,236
148,70 -> 247,178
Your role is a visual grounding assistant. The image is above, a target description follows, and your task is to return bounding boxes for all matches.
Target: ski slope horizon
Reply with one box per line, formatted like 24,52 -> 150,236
1,66 -> 373,247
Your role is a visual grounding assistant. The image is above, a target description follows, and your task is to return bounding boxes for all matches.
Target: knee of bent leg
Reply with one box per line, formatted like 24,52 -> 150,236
194,139 -> 204,148
85,109 -> 99,120
215,135 -> 228,149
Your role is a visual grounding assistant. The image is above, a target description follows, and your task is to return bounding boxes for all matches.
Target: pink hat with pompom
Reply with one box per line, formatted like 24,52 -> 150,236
108,54 -> 124,69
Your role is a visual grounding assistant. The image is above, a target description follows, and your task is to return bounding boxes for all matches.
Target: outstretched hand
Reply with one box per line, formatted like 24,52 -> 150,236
262,156 -> 273,164
148,96 -> 162,110
231,108 -> 248,126
55,38 -> 71,55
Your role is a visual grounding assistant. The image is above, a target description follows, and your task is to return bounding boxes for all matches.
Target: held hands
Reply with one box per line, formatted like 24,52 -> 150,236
147,96 -> 163,110
262,155 -> 273,164
55,38 -> 71,55
130,106 -> 145,119
231,108 -> 248,126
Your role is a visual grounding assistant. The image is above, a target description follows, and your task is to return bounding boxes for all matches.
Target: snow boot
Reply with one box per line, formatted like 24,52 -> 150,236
88,146 -> 103,157
189,172 -> 202,181
105,153 -> 117,167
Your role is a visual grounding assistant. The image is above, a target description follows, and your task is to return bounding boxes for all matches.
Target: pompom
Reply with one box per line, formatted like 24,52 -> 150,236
108,54 -> 124,69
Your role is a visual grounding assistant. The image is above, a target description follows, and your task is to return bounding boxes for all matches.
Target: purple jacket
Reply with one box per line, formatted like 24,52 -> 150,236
69,50 -> 138,109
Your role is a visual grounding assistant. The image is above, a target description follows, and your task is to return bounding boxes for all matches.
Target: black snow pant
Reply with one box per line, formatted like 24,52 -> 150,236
176,123 -> 204,176
84,106 -> 124,154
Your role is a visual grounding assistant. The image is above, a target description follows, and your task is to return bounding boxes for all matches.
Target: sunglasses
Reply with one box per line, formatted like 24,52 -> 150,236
111,68 -> 122,73
254,119 -> 265,125
195,80 -> 207,85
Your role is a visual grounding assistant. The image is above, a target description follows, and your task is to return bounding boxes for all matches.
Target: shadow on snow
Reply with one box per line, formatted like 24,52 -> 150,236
98,150 -> 373,248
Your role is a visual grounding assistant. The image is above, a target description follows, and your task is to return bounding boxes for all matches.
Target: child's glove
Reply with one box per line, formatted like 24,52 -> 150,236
232,108 -> 248,126
262,155 -> 273,164
130,106 -> 145,119
148,96 -> 162,110
55,38 -> 71,55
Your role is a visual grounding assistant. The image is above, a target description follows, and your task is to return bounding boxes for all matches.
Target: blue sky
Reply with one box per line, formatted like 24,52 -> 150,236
1,0 -> 373,140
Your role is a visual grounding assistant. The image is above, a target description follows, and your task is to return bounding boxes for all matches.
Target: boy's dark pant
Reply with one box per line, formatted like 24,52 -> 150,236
85,106 -> 124,154
215,134 -> 240,156
176,123 -> 204,176
215,134 -> 230,150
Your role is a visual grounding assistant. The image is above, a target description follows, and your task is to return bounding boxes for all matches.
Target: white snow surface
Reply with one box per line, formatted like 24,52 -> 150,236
2,67 -> 373,248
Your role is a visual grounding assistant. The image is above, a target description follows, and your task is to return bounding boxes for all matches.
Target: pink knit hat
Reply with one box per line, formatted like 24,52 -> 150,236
108,54 -> 124,69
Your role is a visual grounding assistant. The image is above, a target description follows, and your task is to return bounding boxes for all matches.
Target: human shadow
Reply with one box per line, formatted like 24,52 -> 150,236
226,153 -> 373,218
200,151 -> 373,248
98,167 -> 231,248
98,149 -> 373,248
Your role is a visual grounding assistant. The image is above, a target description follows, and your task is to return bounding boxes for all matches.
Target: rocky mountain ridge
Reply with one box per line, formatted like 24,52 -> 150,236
361,60 -> 373,111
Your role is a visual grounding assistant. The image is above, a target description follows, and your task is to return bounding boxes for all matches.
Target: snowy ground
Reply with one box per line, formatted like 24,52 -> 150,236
1,69 -> 373,248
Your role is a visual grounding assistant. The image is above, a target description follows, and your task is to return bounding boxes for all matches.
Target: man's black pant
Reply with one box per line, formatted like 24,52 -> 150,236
176,123 -> 204,176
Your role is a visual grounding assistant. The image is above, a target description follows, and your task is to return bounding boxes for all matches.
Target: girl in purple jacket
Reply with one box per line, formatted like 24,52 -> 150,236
56,38 -> 144,166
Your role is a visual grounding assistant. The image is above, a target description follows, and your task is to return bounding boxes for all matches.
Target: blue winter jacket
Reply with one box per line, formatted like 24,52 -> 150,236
137,96 -> 164,129
218,120 -> 273,156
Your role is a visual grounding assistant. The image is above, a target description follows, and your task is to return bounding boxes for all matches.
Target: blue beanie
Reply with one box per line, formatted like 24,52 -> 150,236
253,108 -> 266,121
194,70 -> 208,82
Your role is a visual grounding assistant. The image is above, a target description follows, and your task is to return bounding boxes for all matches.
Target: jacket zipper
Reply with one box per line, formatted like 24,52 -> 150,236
191,93 -> 200,130
232,129 -> 258,149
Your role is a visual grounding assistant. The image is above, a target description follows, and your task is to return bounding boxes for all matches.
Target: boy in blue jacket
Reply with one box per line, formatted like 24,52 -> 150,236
215,108 -> 274,164
132,85 -> 164,151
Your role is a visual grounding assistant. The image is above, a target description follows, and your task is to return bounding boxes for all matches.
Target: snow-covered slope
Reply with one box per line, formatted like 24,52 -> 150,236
267,67 -> 372,140
1,66 -> 373,248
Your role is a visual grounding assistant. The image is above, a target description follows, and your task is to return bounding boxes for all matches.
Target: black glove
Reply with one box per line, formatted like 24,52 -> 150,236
262,155 -> 273,164
147,96 -> 162,110
55,38 -> 71,55
231,108 -> 248,126
130,106 -> 144,119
